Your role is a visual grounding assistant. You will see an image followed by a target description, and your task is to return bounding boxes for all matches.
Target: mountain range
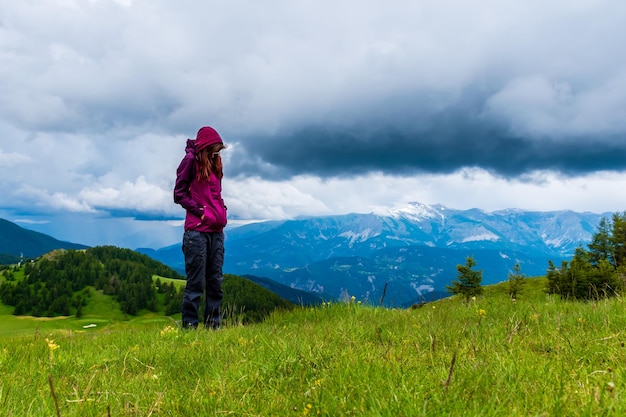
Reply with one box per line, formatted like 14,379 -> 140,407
0,202 -> 613,307
137,202 -> 611,307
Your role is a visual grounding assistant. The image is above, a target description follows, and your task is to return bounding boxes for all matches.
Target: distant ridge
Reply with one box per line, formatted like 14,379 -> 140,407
0,218 -> 88,259
242,274 -> 324,305
213,203 -> 614,306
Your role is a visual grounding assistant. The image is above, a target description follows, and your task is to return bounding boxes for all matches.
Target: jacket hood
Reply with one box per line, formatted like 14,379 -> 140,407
185,138 -> 196,154
195,126 -> 223,152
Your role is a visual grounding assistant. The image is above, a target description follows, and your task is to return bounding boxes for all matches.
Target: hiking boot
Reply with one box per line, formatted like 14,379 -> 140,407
182,321 -> 198,330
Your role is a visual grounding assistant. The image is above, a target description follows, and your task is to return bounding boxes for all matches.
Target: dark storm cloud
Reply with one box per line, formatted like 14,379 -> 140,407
232,90 -> 626,180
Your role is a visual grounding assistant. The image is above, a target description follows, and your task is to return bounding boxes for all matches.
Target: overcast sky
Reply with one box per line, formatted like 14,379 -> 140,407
1,0 -> 626,248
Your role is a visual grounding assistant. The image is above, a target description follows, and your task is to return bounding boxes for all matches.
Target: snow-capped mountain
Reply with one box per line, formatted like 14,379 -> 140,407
143,202 -> 612,307
377,202 -> 601,256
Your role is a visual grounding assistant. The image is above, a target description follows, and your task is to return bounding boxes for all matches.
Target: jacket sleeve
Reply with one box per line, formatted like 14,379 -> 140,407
173,154 -> 204,218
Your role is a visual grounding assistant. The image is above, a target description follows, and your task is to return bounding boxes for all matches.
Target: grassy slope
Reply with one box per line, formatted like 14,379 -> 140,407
2,277 -> 626,416
155,274 -> 186,291
0,271 -> 291,338
0,274 -> 181,338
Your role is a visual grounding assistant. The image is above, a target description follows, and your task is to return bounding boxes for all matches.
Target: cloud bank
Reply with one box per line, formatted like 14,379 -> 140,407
1,0 -> 625,247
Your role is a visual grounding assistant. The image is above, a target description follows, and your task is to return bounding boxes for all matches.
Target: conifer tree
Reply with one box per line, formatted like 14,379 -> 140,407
507,262 -> 525,299
547,212 -> 626,300
447,256 -> 483,302
611,212 -> 626,268
588,217 -> 614,267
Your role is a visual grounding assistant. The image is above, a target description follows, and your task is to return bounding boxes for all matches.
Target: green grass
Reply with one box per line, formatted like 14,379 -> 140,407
153,275 -> 186,291
79,288 -> 126,321
0,286 -> 179,338
1,278 -> 626,416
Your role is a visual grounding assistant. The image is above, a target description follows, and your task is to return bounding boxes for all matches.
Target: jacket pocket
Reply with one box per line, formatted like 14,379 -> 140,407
203,204 -> 227,228
185,210 -> 203,231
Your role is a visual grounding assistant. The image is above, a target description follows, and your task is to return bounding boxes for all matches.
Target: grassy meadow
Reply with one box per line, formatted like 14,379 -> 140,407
1,277 -> 626,416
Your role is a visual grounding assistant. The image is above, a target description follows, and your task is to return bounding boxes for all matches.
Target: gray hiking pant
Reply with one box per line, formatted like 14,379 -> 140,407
181,230 -> 224,329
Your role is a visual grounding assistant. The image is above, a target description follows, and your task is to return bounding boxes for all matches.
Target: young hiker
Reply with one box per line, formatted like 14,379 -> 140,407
173,126 -> 227,329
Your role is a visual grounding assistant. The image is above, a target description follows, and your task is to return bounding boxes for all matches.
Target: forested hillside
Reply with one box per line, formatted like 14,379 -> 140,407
0,246 -> 295,323
546,212 -> 626,299
0,246 -> 183,316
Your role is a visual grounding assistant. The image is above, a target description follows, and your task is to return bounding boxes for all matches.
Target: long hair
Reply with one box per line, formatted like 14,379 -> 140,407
196,142 -> 225,181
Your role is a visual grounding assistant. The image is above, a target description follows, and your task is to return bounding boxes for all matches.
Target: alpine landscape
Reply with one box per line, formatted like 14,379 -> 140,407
141,202 -> 608,306
3,1 -> 626,413
3,204 -> 626,416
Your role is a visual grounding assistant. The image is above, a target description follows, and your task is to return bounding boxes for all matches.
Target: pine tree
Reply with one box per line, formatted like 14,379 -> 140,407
588,216 -> 614,266
611,212 -> 626,268
507,262 -> 526,299
447,256 -> 483,302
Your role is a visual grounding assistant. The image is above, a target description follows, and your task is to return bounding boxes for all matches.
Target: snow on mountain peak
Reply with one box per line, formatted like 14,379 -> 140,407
339,228 -> 377,246
460,232 -> 500,243
380,202 -> 446,222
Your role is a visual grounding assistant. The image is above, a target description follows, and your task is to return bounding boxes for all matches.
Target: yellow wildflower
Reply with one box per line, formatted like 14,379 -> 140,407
160,325 -> 177,336
45,338 -> 60,365
45,338 -> 59,351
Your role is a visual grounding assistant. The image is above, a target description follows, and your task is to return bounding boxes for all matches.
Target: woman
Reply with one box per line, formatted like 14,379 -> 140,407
173,126 -> 227,329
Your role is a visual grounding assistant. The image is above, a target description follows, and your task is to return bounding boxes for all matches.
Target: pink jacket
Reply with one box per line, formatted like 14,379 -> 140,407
173,139 -> 227,233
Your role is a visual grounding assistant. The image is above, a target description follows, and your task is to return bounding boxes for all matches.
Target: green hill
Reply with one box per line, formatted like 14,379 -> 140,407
0,218 -> 88,260
0,246 -> 295,326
